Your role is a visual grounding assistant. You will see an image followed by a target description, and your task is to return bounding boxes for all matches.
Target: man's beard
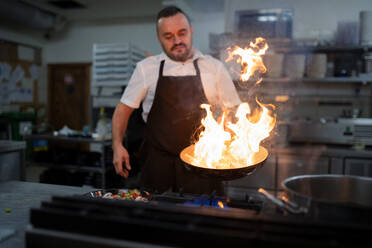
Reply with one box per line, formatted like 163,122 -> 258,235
163,42 -> 192,62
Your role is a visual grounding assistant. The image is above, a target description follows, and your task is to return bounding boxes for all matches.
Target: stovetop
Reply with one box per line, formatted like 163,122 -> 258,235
26,187 -> 372,248
151,188 -> 265,212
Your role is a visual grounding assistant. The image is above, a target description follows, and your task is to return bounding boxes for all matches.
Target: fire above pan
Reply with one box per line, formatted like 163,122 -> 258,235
180,145 -> 268,180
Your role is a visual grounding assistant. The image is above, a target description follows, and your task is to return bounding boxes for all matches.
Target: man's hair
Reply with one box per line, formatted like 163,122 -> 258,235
156,6 -> 191,29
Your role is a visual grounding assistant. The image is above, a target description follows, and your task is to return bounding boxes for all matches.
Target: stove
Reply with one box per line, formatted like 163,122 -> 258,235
150,188 -> 265,212
26,187 -> 372,248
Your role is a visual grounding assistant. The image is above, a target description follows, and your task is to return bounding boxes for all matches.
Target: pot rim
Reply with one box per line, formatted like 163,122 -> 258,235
282,174 -> 372,206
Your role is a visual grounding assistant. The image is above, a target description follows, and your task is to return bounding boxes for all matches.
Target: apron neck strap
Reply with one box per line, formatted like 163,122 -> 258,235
159,60 -> 165,77
159,59 -> 200,77
193,59 -> 200,76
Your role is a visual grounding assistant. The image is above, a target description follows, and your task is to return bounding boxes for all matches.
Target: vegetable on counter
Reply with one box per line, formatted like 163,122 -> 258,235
102,189 -> 148,202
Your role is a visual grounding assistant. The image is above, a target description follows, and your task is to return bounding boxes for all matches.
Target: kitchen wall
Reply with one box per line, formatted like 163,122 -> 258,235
44,11 -> 225,63
225,0 -> 372,41
1,0 -> 372,105
41,11 -> 225,103
0,6 -> 225,105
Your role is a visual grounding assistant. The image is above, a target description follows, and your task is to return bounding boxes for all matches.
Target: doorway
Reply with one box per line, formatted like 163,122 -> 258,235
48,63 -> 91,131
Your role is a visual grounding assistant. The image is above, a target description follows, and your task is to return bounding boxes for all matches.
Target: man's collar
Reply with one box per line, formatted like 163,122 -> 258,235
160,48 -> 205,63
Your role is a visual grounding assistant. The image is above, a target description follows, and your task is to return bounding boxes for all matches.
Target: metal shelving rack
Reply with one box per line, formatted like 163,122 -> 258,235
92,43 -> 146,87
24,134 -> 112,188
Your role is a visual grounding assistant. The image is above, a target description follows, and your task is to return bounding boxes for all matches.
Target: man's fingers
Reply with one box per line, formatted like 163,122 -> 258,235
114,162 -> 129,178
113,158 -> 130,178
113,161 -> 122,174
121,168 -> 129,178
124,155 -> 131,171
112,146 -> 131,178
117,168 -> 128,178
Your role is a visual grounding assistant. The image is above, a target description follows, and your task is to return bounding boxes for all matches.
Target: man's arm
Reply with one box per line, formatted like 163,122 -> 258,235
112,102 -> 135,178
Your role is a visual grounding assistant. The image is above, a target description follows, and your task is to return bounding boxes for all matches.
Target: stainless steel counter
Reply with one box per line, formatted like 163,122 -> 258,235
0,181 -> 165,248
0,181 -> 91,248
0,141 -> 26,182
0,140 -> 26,153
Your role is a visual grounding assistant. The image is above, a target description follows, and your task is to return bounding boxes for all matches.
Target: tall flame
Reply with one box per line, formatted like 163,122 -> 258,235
226,37 -> 268,84
193,104 -> 231,168
227,100 -> 275,165
192,101 -> 275,169
190,37 -> 275,169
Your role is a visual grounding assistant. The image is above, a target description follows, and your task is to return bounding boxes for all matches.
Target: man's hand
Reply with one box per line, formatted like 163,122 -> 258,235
112,103 -> 135,178
113,144 -> 131,178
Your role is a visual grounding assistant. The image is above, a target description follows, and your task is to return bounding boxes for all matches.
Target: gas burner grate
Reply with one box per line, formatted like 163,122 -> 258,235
151,191 -> 264,212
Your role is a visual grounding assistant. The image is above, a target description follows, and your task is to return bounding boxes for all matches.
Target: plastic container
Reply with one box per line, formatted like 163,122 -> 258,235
364,53 -> 372,73
283,54 -> 306,78
263,54 -> 284,78
360,11 -> 372,46
306,54 -> 327,78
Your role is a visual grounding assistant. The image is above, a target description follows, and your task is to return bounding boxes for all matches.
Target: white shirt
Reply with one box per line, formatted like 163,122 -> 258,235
120,49 -> 241,122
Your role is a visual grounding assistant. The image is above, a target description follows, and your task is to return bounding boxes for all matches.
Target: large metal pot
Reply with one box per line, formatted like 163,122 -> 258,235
180,145 -> 268,181
259,175 -> 372,221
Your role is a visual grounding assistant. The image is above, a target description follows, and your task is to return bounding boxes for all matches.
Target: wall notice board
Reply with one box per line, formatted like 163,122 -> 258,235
0,40 -> 41,105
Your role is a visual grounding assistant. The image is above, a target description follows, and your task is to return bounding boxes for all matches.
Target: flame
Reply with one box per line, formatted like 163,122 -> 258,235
227,100 -> 275,165
193,104 -> 231,168
192,100 -> 275,169
190,37 -> 275,169
226,37 -> 268,84
217,201 -> 224,208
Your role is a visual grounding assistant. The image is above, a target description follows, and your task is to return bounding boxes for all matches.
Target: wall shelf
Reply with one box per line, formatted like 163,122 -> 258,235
274,45 -> 372,54
258,94 -> 371,99
261,76 -> 372,84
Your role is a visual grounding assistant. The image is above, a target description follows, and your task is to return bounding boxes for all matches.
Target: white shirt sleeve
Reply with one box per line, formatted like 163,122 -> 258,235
215,60 -> 241,108
120,63 -> 148,109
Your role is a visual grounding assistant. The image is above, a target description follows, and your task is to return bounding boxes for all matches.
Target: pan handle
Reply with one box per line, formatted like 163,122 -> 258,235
258,188 -> 308,214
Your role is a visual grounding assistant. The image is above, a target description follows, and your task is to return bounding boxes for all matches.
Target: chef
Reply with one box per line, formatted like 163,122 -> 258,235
112,6 -> 240,194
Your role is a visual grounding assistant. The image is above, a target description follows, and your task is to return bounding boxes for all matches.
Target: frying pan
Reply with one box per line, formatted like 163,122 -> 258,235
180,145 -> 268,181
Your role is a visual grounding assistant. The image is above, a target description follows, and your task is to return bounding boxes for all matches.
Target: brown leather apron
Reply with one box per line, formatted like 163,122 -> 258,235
140,59 -> 223,194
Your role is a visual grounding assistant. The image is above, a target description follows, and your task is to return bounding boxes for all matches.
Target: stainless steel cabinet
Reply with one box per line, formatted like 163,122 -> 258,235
344,158 -> 372,177
329,157 -> 343,174
277,155 -> 329,189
